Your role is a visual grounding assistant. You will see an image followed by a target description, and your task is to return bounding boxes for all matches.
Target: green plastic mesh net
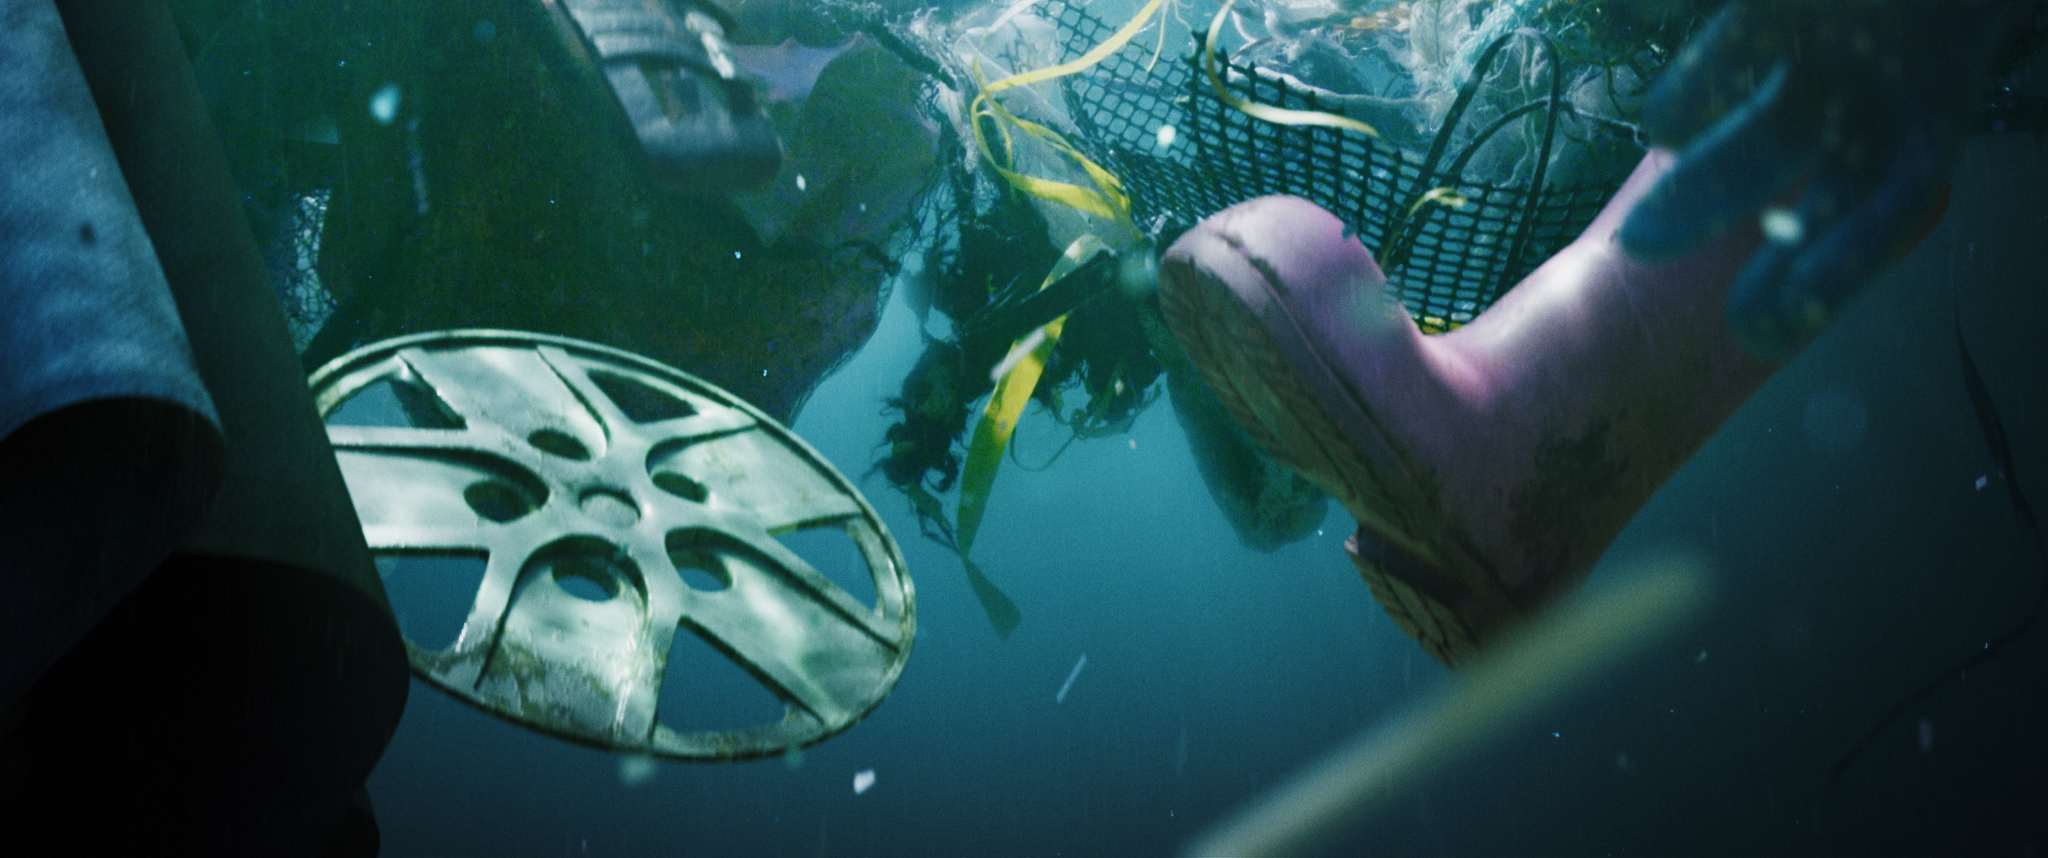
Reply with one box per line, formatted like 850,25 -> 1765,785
914,0 -> 1687,329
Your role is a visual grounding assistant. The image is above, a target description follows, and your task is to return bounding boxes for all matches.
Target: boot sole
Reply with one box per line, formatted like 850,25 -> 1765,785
1162,253 -> 1481,665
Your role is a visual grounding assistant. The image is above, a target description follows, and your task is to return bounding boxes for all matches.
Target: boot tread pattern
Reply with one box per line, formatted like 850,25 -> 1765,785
1162,262 -> 1480,665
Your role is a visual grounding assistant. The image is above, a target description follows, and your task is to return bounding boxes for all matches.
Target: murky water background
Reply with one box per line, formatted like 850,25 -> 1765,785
359,114 -> 2048,854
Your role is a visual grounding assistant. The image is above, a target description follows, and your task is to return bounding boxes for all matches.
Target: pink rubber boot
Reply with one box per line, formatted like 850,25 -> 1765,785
1160,150 -> 1776,667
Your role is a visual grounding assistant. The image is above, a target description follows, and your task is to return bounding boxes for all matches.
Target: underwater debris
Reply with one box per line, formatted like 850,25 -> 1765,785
957,238 -> 1108,547
369,82 -> 401,125
1055,653 -> 1088,704
989,326 -> 1050,383
616,753 -> 660,788
730,36 -> 859,103
852,768 -> 877,794
1205,0 -> 1382,138
949,238 -> 1113,636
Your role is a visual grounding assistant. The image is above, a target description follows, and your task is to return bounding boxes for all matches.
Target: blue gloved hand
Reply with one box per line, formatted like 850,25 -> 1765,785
1618,0 -> 2028,361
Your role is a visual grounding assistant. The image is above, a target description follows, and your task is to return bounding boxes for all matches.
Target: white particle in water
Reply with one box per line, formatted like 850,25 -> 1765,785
369,83 -> 401,125
1761,207 -> 1804,244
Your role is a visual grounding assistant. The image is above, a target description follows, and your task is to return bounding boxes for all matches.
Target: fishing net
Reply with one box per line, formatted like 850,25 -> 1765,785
906,0 -> 1689,330
197,0 -> 1693,511
227,0 -> 1692,379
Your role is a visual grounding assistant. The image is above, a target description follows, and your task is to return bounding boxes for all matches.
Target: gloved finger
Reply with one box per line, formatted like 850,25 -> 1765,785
1637,1 -> 1788,148
1721,239 -> 1800,358
1723,130 -> 1953,360
1618,60 -> 1818,259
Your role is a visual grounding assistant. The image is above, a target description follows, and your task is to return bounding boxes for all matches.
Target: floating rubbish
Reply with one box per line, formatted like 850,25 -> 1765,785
990,327 -> 1050,384
729,37 -> 857,104
369,83 -> 401,125
852,769 -> 877,795
617,753 -> 659,788
1056,653 -> 1088,704
1761,206 -> 1804,245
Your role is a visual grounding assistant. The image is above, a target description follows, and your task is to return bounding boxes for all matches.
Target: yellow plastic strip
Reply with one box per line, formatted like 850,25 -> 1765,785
1145,0 -> 1171,73
1406,186 -> 1469,220
955,235 -> 1111,559
980,0 -> 1167,96
1202,0 -> 1381,137
966,0 -> 1167,230
959,555 -> 1023,638
908,481 -> 1023,638
970,80 -> 1131,222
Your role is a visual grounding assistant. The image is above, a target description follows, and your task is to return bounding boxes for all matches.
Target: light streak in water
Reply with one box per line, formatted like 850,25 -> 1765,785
1056,653 -> 1088,704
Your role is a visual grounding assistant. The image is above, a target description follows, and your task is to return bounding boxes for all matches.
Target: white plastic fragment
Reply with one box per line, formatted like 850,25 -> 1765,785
1760,206 -> 1803,245
853,769 -> 876,795
990,327 -> 1048,383
1055,653 -> 1087,704
617,753 -> 659,788
369,83 -> 402,125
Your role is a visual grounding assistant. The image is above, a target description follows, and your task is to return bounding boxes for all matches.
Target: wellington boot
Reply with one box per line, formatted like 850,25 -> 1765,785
1161,151 -> 1778,666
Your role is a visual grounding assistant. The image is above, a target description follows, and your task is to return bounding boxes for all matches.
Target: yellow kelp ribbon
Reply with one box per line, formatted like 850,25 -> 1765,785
971,76 -> 1130,223
948,235 -> 1112,637
1382,187 -> 1473,334
899,477 -> 1027,637
945,1 -> 1171,634
1202,0 -> 1380,138
967,0 -> 1170,230
1406,186 -> 1470,220
958,234 -> 1111,554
